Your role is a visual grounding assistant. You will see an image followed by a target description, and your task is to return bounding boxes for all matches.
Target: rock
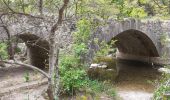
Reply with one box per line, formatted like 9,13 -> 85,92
88,56 -> 119,81
158,68 -> 170,74
4,60 -> 15,67
100,65 -> 107,68
93,56 -> 117,69
88,64 -> 117,81
90,63 -> 100,68
8,60 -> 15,63
87,67 -> 117,81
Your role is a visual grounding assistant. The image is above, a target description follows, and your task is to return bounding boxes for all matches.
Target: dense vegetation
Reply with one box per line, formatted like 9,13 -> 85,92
58,18 -> 117,98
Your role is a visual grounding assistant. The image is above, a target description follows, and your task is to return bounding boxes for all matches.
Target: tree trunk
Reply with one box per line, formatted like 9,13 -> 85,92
2,25 -> 14,60
7,42 -> 14,59
47,0 -> 69,99
38,0 -> 43,15
48,30 -> 57,100
169,0 -> 170,14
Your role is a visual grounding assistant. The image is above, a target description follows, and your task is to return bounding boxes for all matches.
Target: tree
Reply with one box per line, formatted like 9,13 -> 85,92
47,0 -> 69,99
0,0 -> 70,100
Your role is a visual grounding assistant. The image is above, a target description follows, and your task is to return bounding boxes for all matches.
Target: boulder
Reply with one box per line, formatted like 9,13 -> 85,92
88,56 -> 118,81
158,68 -> 170,74
88,67 -> 117,81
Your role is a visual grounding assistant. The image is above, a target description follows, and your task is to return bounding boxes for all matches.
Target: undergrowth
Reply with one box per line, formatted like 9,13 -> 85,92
153,66 -> 170,100
58,18 -> 117,98
59,55 -> 116,98
0,42 -> 8,60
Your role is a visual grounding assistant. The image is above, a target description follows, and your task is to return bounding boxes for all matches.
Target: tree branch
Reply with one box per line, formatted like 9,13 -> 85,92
0,12 -> 43,19
38,0 -> 43,15
47,0 -> 70,99
0,60 -> 50,79
1,0 -> 43,19
51,0 -> 70,33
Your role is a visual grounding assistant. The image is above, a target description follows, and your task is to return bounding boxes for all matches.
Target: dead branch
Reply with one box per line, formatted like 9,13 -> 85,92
1,0 -> 43,19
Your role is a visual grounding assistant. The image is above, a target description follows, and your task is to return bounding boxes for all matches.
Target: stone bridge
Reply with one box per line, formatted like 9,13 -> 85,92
89,19 -> 170,65
2,19 -> 170,69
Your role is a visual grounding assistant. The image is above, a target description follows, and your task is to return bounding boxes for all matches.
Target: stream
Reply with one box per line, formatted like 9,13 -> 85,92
115,60 -> 161,100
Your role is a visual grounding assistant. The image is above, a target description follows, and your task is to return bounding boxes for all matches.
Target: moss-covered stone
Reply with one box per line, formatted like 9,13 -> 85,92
88,56 -> 118,81
93,56 -> 117,69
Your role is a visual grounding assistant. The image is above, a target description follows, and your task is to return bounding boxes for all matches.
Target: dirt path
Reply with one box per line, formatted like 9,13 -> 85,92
115,60 -> 161,100
0,66 -> 48,100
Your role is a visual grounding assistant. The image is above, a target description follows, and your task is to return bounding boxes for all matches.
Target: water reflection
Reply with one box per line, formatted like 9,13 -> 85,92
116,59 -> 161,92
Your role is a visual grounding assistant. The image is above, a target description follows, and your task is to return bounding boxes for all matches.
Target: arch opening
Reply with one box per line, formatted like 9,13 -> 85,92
18,33 -> 49,69
112,29 -> 159,58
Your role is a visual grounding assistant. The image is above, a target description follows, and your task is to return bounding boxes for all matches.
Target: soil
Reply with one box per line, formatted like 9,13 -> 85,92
0,66 -> 48,100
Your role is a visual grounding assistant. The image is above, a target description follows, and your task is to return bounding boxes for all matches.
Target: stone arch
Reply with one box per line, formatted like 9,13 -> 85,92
111,29 -> 159,57
18,33 -> 49,69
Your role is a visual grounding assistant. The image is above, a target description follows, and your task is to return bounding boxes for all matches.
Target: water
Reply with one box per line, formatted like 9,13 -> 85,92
115,60 -> 161,100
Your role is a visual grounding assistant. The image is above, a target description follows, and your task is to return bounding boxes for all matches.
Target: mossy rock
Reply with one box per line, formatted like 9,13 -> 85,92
88,56 -> 119,81
87,67 -> 118,81
93,56 -> 117,69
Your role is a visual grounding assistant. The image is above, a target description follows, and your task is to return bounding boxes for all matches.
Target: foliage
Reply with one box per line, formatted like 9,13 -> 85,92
75,0 -> 150,20
72,19 -> 91,57
85,79 -> 116,97
3,0 -> 169,18
95,40 -> 117,57
2,0 -> 170,99
73,19 -> 91,43
112,0 -> 147,19
153,71 -> 170,100
59,16 -> 117,98
59,55 -> 116,98
0,42 -> 8,60
154,84 -> 170,100
59,55 -> 86,94
138,0 -> 170,16
72,18 -> 93,64
24,71 -> 30,82
153,31 -> 170,99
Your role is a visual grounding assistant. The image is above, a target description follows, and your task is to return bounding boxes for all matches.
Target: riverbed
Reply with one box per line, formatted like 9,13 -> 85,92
115,60 -> 161,100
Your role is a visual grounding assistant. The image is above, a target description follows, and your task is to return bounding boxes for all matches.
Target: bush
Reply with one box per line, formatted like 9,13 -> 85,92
58,18 -> 117,98
59,55 -> 87,94
84,79 -> 116,98
0,42 -> 8,60
153,68 -> 170,100
154,84 -> 170,100
59,55 -> 116,98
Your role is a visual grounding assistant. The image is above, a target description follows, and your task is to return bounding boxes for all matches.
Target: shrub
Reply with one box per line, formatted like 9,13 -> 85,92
59,18 -> 117,98
84,79 -> 116,98
59,55 -> 87,94
153,67 -> 170,100
59,55 -> 116,99
0,42 -> 8,60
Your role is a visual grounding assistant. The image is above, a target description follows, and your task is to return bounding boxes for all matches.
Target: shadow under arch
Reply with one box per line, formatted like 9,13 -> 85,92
18,33 -> 49,69
111,29 -> 159,57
